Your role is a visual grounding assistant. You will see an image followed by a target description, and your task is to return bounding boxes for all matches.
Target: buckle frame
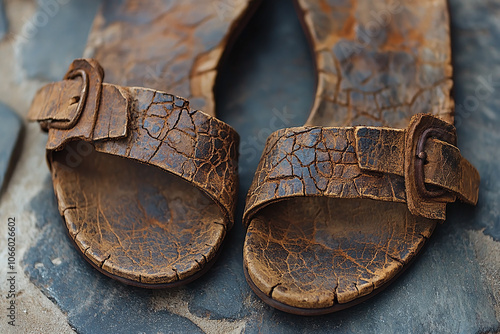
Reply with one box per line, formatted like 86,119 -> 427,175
414,127 -> 455,198
47,68 -> 89,130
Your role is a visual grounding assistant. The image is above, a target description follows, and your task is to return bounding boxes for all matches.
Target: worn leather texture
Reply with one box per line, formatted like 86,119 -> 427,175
243,0 -> 480,312
28,0 -> 258,286
244,114 -> 479,225
84,0 -> 261,116
29,58 -> 240,285
296,0 -> 454,128
28,60 -> 240,227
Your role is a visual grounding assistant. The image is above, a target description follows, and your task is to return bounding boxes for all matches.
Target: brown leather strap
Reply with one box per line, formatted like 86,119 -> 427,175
28,59 -> 239,226
243,114 -> 479,225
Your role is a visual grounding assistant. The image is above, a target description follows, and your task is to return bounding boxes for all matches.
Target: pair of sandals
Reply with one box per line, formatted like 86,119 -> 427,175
28,0 -> 479,315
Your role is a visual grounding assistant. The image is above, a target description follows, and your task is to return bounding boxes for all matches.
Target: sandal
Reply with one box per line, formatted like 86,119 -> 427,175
243,0 -> 480,314
27,0 -> 260,287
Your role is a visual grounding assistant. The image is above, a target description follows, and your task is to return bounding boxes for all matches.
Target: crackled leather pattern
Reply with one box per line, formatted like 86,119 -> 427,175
94,87 -> 240,224
27,57 -> 240,226
30,77 -> 239,226
29,56 -> 240,285
244,119 -> 479,226
244,126 -> 407,225
242,0 -> 479,311
53,145 -> 227,284
297,0 -> 453,128
85,0 -> 260,115
244,198 -> 436,307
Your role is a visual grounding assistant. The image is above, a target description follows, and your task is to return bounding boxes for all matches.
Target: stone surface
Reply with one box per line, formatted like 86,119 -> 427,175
0,0 -> 498,333
17,0 -> 101,81
0,103 -> 22,194
0,0 -> 7,40
449,0 -> 500,241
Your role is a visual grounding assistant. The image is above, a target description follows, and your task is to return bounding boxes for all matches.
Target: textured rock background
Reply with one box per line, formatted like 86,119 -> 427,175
0,0 -> 498,333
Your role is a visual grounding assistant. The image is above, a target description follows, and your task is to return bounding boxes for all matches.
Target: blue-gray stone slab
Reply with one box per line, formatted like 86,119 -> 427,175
17,0 -> 101,81
0,0 -> 7,40
0,103 -> 22,194
449,0 -> 500,240
22,0 -> 500,333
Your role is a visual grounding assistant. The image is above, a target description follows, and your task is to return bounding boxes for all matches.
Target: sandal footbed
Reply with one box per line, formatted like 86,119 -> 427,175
53,143 -> 227,285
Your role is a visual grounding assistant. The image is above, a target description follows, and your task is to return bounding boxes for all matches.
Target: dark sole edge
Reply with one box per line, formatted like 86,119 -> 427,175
243,228 -> 434,316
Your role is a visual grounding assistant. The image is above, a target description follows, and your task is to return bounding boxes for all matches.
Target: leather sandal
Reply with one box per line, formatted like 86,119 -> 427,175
243,0 -> 480,314
28,0 -> 260,287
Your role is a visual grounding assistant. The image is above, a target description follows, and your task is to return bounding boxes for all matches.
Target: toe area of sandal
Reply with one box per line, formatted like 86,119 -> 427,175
243,198 -> 437,313
53,143 -> 229,286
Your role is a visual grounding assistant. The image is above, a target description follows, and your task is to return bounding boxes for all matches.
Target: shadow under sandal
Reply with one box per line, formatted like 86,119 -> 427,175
27,0 -> 261,287
242,0 -> 481,315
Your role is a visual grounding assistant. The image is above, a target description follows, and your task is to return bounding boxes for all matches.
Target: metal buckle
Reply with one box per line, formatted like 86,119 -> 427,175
48,68 -> 89,130
415,127 -> 455,198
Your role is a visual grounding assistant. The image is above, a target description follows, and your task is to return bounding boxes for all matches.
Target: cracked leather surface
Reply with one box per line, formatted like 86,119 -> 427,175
245,198 -> 436,306
243,0 -> 480,311
297,0 -> 454,128
93,86 -> 240,224
244,126 -> 407,219
29,59 -> 240,285
244,116 -> 479,226
54,144 -> 229,284
27,0 -> 256,286
84,0 -> 260,116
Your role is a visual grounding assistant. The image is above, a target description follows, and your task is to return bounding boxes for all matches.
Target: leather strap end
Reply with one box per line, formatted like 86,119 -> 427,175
423,138 -> 480,206
28,80 -> 83,127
